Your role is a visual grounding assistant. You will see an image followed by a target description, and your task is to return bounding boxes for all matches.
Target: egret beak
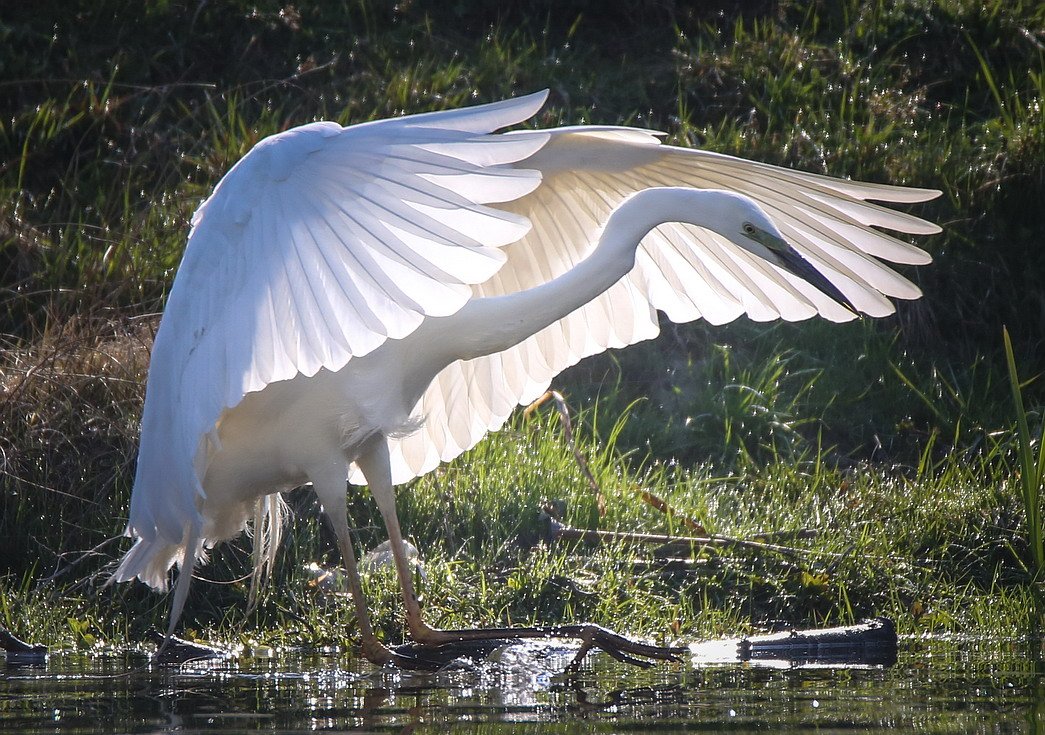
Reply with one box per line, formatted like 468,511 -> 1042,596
753,229 -> 858,314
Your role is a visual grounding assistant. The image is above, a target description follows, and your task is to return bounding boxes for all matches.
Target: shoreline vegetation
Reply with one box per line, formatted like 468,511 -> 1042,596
1,0 -> 1043,652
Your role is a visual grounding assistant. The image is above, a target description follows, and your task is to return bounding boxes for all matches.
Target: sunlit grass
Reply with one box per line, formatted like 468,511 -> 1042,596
2,402 -> 1035,649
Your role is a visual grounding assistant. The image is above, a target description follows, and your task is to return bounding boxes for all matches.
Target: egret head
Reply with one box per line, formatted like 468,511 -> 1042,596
719,192 -> 857,313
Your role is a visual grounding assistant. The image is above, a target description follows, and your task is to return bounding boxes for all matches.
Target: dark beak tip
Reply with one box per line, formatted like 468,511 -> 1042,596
778,248 -> 860,315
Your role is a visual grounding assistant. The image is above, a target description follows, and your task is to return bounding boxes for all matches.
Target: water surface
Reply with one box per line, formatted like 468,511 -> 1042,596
1,636 -> 1041,733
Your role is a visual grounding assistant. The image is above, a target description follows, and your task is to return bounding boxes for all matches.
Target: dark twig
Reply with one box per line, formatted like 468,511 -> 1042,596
543,513 -> 829,560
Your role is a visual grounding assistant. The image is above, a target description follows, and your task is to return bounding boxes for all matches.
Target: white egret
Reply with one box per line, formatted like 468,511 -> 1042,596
112,90 -> 939,667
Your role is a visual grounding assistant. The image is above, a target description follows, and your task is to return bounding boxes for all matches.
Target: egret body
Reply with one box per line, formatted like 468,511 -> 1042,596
112,91 -> 939,666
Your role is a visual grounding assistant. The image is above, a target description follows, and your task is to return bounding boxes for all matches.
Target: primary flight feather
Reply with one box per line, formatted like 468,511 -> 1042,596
113,90 -> 938,666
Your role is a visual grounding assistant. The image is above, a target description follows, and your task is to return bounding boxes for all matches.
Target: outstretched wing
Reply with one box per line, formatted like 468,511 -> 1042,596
377,126 -> 939,483
125,92 -> 552,556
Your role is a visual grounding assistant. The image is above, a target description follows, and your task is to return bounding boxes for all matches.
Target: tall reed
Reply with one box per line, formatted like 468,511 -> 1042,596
1004,326 -> 1045,580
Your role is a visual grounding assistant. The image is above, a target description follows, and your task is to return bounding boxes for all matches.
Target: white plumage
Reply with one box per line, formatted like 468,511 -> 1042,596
112,90 -> 938,665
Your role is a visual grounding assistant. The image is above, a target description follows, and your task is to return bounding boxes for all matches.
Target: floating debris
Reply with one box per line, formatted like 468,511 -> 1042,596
0,628 -> 47,663
739,617 -> 898,666
689,617 -> 898,668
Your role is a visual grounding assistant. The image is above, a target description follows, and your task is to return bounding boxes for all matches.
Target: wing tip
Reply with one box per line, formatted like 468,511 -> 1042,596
902,187 -> 943,202
863,185 -> 943,204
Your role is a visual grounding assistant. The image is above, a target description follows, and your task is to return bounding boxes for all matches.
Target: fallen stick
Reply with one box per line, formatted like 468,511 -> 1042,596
738,617 -> 898,666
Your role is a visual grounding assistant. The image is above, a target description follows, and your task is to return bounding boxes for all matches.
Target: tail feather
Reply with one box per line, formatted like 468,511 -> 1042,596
109,535 -> 183,592
246,494 -> 288,611
111,493 -> 287,633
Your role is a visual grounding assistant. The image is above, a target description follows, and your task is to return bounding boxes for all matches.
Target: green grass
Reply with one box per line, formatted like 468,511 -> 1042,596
1005,326 -> 1045,581
1,0 -> 1044,651
6,402 -> 1040,650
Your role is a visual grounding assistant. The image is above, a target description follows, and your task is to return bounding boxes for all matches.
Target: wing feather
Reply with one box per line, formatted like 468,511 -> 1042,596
124,91 -> 937,508
127,92 -> 551,547
377,125 -> 938,484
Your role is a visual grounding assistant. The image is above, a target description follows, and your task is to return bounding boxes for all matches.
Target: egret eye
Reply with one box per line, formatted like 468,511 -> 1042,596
742,222 -> 756,235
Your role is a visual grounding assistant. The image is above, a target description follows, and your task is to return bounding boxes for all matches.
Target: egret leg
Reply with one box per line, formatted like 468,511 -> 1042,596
356,438 -> 686,669
309,465 -> 395,666
355,439 -> 445,644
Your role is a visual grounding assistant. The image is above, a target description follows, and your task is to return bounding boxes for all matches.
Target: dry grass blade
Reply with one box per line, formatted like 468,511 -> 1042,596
526,390 -> 606,517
